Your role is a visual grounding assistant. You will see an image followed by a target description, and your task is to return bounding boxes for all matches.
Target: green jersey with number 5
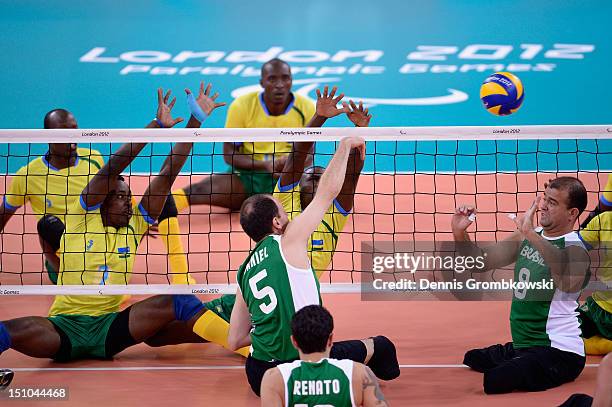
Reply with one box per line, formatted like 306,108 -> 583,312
510,228 -> 586,355
238,234 -> 321,362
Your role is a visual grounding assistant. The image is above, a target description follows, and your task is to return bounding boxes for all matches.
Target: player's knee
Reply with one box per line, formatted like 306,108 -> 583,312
143,337 -> 164,348
367,336 -> 400,381
172,295 -> 205,322
37,215 -> 64,252
158,195 -> 178,223
463,348 -> 481,369
0,321 -> 12,352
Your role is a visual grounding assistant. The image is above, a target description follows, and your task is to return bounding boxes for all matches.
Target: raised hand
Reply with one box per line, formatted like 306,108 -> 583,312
156,88 -> 184,128
185,81 -> 226,116
340,136 -> 366,160
513,197 -> 540,236
344,100 -> 372,127
452,205 -> 476,234
315,86 -> 348,118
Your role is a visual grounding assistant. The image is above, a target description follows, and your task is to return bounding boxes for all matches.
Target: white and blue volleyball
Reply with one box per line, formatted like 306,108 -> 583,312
480,72 -> 524,116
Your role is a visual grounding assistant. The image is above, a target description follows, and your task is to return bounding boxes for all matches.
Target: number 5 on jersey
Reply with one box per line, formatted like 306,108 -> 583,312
249,269 -> 278,314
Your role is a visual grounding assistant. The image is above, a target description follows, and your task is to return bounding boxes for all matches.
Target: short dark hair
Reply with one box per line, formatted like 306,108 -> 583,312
240,194 -> 279,242
43,109 -> 71,129
261,58 -> 290,76
291,305 -> 334,354
547,177 -> 587,215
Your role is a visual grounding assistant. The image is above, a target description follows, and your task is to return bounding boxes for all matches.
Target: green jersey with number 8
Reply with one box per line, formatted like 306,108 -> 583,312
510,228 -> 586,355
238,234 -> 321,362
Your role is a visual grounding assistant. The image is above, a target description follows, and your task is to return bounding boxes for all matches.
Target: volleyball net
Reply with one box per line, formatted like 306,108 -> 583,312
0,125 -> 610,296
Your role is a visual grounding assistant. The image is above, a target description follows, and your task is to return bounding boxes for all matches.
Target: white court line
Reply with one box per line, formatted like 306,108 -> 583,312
8,364 -> 601,372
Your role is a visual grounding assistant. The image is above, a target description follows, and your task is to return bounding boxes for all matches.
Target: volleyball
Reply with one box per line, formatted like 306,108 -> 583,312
480,72 -> 524,116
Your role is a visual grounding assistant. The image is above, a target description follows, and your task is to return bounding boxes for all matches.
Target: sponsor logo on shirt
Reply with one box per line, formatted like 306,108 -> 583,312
118,246 -> 130,259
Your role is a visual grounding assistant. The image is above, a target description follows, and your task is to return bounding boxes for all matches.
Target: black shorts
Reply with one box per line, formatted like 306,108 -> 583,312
245,340 -> 367,396
463,342 -> 585,394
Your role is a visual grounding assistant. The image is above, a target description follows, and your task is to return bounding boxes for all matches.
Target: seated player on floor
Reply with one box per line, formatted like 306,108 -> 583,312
0,90 -> 199,285
172,58 -> 315,211
227,136 -> 399,397
0,109 -> 103,284
578,210 -> 612,355
452,177 -> 590,394
181,86 -> 369,356
0,85 -> 226,362
260,305 -> 388,407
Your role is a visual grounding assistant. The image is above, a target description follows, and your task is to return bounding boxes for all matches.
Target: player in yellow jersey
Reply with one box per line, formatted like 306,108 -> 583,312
581,174 -> 612,229
578,210 -> 612,355
0,109 -> 104,283
0,96 -> 196,285
173,59 -> 316,210
599,174 -> 612,212
0,85 -> 227,362
274,85 -> 369,279
181,87 -> 369,356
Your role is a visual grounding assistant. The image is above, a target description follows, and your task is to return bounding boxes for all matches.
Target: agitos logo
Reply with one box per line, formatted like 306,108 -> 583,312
79,44 -> 595,106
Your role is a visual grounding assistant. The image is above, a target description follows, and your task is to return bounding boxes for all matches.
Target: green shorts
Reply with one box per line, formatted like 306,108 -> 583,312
232,168 -> 276,196
48,313 -> 122,361
579,296 -> 612,340
204,294 -> 236,323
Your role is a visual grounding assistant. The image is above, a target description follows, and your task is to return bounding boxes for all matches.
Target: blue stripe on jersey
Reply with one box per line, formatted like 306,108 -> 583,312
2,196 -> 21,211
138,203 -> 156,224
80,195 -> 102,211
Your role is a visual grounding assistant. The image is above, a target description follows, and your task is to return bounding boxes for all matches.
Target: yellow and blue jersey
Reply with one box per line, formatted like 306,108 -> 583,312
4,148 -> 104,221
49,198 -> 155,317
273,180 -> 349,278
225,91 -> 315,162
601,174 -> 612,207
579,211 -> 612,314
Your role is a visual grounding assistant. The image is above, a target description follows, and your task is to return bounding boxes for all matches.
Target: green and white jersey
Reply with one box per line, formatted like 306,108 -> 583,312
237,234 -> 321,362
510,228 -> 586,356
278,358 -> 355,407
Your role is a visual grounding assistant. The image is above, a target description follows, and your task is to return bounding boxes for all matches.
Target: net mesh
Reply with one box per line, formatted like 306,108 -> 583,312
0,125 -> 610,295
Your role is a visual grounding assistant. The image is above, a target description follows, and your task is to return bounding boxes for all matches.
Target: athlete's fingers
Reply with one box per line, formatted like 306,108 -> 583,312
329,86 -> 338,99
332,93 -> 344,104
168,97 -> 177,110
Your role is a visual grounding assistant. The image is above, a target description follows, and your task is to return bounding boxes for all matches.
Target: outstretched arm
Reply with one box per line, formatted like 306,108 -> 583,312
140,83 -> 225,219
81,142 -> 148,209
279,86 -> 347,189
336,100 -> 369,212
140,142 -> 193,220
282,136 -> 365,269
228,288 -> 252,351
451,205 -> 522,271
81,88 -> 183,208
